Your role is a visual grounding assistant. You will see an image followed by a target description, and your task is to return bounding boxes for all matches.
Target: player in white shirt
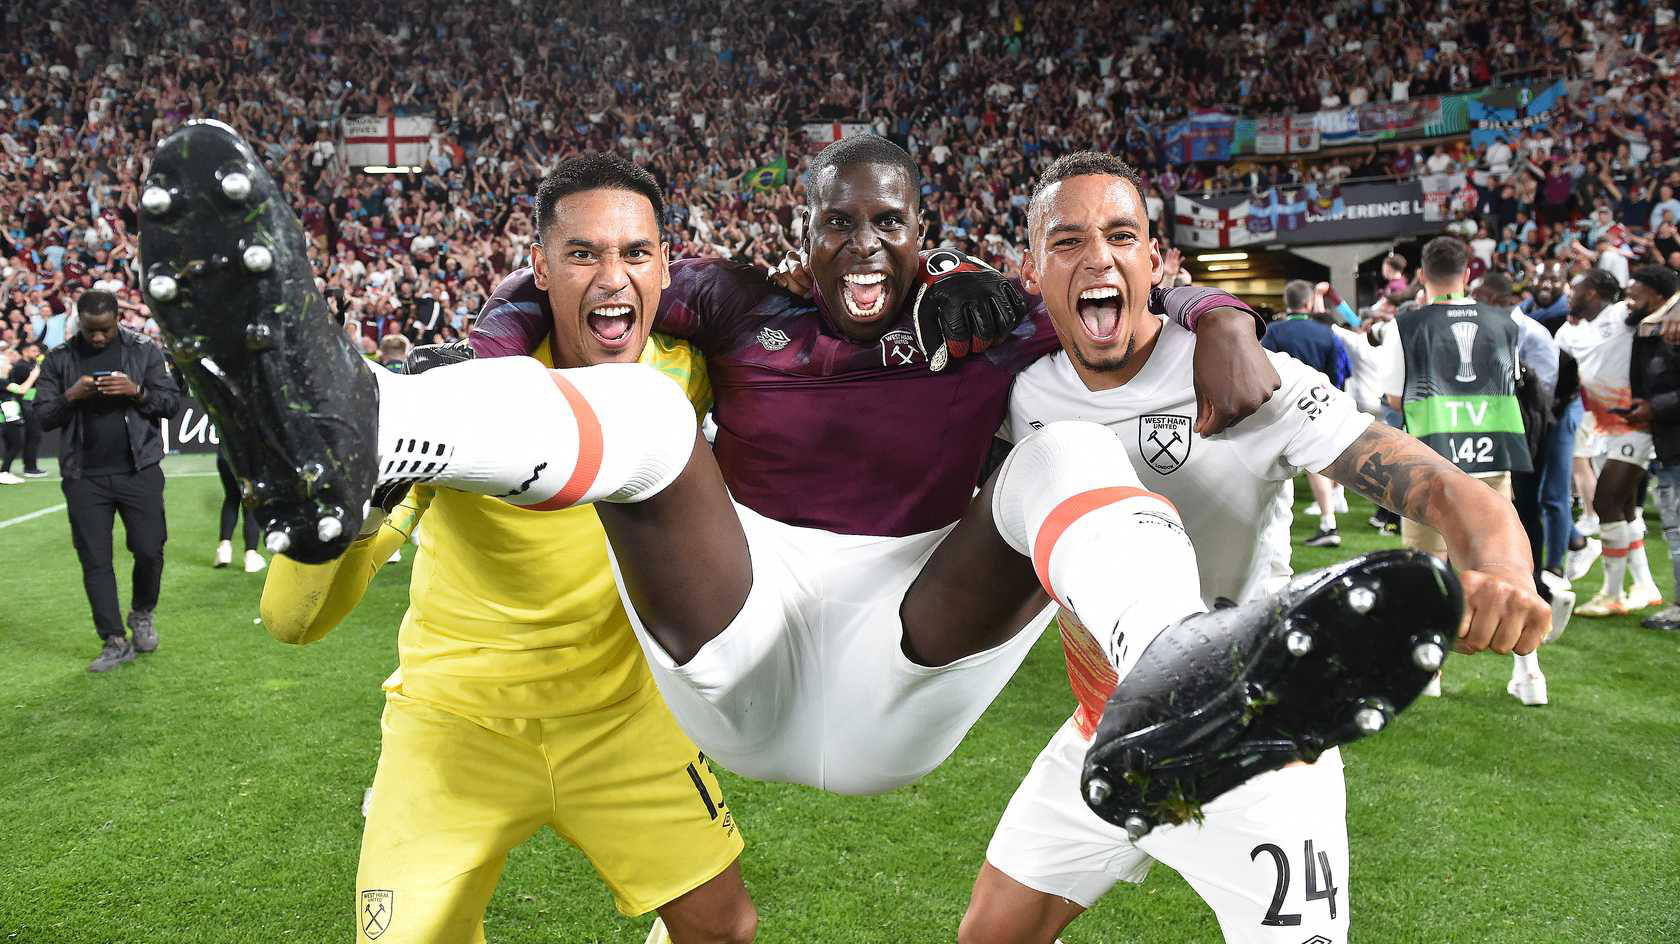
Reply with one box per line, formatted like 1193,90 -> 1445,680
1557,269 -> 1662,616
958,153 -> 1551,944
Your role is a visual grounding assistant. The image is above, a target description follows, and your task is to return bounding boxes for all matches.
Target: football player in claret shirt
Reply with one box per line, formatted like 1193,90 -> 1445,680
257,154 -> 755,944
148,125 -> 1439,837
960,153 -> 1549,944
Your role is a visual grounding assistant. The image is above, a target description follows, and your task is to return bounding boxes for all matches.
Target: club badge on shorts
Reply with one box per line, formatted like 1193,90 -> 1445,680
361,889 -> 394,940
1139,414 -> 1192,475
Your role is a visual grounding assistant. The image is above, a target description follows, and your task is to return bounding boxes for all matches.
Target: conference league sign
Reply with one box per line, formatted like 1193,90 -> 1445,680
1172,180 -> 1439,249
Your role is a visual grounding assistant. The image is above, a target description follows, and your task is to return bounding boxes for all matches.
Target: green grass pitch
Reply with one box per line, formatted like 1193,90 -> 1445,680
3,454 -> 1677,942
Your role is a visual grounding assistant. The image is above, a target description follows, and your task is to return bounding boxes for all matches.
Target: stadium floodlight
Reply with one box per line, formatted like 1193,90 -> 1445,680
1197,252 -> 1249,262
362,165 -> 424,174
1205,263 -> 1249,272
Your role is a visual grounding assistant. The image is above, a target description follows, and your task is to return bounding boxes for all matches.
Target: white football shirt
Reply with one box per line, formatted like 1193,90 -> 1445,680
1004,318 -> 1373,605
1556,303 -> 1637,435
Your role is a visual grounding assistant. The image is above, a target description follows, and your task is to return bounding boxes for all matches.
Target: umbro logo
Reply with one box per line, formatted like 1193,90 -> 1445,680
1300,936 -> 1333,944
757,326 -> 791,352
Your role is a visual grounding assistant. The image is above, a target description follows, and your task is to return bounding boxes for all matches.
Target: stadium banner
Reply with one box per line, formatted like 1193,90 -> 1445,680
802,121 -> 872,153
1357,96 -> 1443,139
1163,112 -> 1237,164
737,157 -> 788,191
1223,88 -> 1500,157
42,396 -> 223,458
1173,180 -> 1435,247
342,115 -> 433,168
1468,80 -> 1568,149
1287,115 -> 1320,153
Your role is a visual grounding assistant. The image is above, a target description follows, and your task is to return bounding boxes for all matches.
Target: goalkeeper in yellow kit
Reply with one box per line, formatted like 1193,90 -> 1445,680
259,155 -> 755,944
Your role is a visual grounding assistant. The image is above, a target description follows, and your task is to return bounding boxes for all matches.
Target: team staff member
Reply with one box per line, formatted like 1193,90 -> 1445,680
259,155 -> 755,944
35,290 -> 181,672
1262,281 -> 1351,547
1384,237 -> 1548,705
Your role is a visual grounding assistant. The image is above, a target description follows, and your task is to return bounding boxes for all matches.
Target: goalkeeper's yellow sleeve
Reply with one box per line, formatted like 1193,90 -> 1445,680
258,487 -> 432,645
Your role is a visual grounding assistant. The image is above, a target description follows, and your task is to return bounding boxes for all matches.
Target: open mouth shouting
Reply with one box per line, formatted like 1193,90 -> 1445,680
586,302 -> 637,350
841,271 -> 891,322
1076,286 -> 1123,343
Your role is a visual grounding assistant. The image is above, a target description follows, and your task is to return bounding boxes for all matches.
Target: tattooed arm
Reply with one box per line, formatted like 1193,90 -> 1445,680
1320,423 -> 1550,656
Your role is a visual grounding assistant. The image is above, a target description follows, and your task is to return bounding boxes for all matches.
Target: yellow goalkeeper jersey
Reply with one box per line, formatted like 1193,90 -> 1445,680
259,334 -> 711,719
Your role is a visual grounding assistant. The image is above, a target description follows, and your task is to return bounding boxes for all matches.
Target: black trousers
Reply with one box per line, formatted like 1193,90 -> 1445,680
20,401 -> 42,471
0,420 -> 20,471
216,454 -> 259,549
63,464 -> 167,640
1512,469 -> 1546,596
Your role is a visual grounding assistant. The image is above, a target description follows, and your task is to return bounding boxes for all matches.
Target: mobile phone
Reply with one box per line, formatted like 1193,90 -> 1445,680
1609,407 -> 1633,415
90,369 -> 117,378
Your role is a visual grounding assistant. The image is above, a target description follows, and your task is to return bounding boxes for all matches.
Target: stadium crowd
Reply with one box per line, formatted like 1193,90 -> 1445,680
2,0 -> 1677,354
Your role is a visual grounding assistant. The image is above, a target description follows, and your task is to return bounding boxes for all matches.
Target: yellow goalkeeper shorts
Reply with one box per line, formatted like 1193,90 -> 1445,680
354,684 -> 742,942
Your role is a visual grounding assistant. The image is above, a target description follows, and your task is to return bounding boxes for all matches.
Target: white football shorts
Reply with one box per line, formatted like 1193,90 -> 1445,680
608,500 -> 1056,795
986,715 -> 1349,943
1604,430 -> 1654,466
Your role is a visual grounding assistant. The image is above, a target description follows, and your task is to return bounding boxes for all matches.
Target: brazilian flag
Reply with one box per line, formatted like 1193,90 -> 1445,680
738,157 -> 788,192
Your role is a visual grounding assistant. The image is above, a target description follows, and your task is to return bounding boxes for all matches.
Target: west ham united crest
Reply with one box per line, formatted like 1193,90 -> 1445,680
1138,414 -> 1192,474
361,889 -> 394,940
880,327 -> 919,366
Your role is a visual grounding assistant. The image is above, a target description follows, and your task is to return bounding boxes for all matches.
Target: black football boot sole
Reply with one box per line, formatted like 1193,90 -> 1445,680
138,119 -> 375,563
1082,549 -> 1462,839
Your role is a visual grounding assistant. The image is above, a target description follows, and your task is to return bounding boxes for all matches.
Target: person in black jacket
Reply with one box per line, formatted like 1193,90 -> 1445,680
35,290 -> 182,672
1625,264 -> 1680,630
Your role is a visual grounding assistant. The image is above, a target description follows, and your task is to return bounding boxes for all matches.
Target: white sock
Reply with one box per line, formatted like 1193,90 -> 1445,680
992,421 -> 1204,679
1628,517 -> 1657,589
1514,650 -> 1541,677
1599,520 -> 1631,601
1319,512 -> 1336,532
368,358 -> 696,508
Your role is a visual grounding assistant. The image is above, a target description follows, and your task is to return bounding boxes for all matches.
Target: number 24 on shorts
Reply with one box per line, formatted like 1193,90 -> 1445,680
1250,839 -> 1338,927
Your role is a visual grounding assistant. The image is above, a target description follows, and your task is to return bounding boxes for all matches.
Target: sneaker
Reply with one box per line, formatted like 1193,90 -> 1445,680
1304,502 -> 1322,517
1332,489 -> 1348,513
1576,514 -> 1600,538
388,548 -> 403,564
88,635 -> 135,672
139,119 -> 376,564
1507,671 -> 1548,707
1575,594 -> 1628,618
128,610 -> 158,653
1304,527 -> 1341,548
214,539 -> 233,568
1421,672 -> 1442,697
244,549 -> 267,573
21,468 -> 47,477
1539,572 -> 1575,644
1640,604 -> 1680,630
1626,582 -> 1664,611
0,471 -> 22,485
1082,550 -> 1460,838
1565,538 -> 1601,581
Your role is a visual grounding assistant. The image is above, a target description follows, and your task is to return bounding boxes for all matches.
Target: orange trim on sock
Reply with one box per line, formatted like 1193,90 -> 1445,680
1602,545 -> 1630,558
1630,540 -> 1645,551
525,373 -> 604,511
1031,486 -> 1178,605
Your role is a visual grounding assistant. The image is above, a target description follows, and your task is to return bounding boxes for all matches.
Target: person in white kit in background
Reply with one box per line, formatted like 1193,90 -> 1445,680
958,153 -> 1551,944
1557,269 -> 1664,617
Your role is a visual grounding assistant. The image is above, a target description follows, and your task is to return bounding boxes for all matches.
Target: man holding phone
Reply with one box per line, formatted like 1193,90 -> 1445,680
36,290 -> 181,672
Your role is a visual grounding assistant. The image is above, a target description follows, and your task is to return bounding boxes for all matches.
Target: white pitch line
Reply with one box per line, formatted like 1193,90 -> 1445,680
0,503 -> 67,529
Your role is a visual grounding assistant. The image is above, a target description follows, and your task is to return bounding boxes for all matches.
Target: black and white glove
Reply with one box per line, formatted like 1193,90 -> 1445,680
911,249 -> 1027,372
